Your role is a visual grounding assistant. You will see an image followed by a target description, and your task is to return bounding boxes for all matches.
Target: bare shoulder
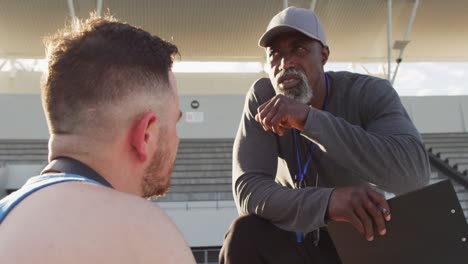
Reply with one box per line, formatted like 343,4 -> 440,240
0,182 -> 195,264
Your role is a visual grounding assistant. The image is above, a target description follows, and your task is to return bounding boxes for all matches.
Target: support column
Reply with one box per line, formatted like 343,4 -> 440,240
387,0 -> 392,81
391,0 -> 420,84
310,0 -> 317,11
67,0 -> 78,31
96,0 -> 103,17
67,0 -> 76,17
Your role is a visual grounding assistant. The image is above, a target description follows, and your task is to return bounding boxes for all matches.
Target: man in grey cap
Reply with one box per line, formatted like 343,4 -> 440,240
220,6 -> 430,264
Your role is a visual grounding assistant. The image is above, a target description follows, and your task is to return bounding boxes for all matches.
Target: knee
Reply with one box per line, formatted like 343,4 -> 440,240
226,214 -> 270,240
221,214 -> 268,262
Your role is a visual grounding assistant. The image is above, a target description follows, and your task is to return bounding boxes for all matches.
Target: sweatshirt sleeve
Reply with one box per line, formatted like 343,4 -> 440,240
301,78 -> 430,194
233,80 -> 333,233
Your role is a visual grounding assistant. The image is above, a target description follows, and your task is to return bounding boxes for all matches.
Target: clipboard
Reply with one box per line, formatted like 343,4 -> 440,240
327,180 -> 468,264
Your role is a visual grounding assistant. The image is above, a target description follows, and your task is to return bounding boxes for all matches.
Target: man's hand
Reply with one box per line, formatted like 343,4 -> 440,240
327,186 -> 391,241
255,95 -> 310,136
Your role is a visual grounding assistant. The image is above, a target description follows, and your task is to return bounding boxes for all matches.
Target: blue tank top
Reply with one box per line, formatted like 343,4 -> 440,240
0,173 -> 105,223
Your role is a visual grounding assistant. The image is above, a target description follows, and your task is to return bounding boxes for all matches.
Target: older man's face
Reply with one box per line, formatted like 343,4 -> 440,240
266,31 -> 328,104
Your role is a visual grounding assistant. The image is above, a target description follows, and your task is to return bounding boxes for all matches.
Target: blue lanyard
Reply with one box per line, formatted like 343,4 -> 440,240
292,131 -> 316,187
294,73 -> 330,243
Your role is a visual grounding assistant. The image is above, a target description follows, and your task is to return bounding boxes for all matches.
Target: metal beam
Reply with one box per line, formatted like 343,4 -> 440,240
403,0 -> 420,41
391,0 -> 420,84
30,59 -> 38,72
67,0 -> 79,31
310,0 -> 317,11
67,0 -> 76,18
12,59 -> 24,71
96,0 -> 103,17
0,60 -> 6,71
386,0 -> 392,81
283,0 -> 288,9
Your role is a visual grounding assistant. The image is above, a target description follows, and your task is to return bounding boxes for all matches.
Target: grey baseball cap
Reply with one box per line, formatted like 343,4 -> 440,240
258,7 -> 327,48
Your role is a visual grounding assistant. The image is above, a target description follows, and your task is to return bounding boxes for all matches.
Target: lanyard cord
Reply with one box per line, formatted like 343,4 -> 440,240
293,73 -> 330,187
292,131 -> 316,187
294,73 -> 330,243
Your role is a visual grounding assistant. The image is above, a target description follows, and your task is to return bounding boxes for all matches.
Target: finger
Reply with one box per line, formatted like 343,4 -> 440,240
271,115 -> 287,136
264,102 -> 282,133
348,212 -> 365,236
363,199 -> 386,236
255,113 -> 270,132
367,189 -> 391,221
270,104 -> 287,126
256,99 -> 273,123
257,98 -> 279,131
255,111 -> 265,127
255,111 -> 271,132
260,95 -> 282,115
271,124 -> 281,135
354,205 -> 374,241
256,98 -> 271,114
269,104 -> 288,134
276,126 -> 286,136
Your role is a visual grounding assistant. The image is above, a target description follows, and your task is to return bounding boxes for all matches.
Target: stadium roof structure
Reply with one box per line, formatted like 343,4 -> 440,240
0,0 -> 467,64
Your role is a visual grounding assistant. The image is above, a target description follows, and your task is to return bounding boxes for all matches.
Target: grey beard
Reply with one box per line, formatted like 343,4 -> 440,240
274,69 -> 313,104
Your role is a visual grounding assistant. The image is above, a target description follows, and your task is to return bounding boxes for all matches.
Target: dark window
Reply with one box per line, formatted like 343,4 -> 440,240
191,247 -> 221,264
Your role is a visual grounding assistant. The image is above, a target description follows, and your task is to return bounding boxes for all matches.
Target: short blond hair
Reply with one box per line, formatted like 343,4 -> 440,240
42,14 -> 178,134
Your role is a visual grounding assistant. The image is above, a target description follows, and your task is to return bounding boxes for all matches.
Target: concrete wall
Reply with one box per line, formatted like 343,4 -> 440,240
175,72 -> 263,95
4,164 -> 44,189
0,93 -> 246,139
401,96 -> 468,133
0,94 -> 49,140
0,71 -> 262,139
0,166 -> 7,197
0,93 -> 467,140
158,201 -> 238,247
0,72 -> 43,94
178,95 -> 244,138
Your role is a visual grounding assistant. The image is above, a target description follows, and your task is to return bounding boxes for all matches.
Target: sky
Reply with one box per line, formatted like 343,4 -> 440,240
1,59 -> 468,96
326,62 -> 468,96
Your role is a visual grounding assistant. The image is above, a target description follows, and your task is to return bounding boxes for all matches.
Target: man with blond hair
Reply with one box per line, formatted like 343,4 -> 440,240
0,15 -> 195,263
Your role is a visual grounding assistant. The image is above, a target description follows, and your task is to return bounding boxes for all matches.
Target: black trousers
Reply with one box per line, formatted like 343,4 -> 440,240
219,214 -> 342,264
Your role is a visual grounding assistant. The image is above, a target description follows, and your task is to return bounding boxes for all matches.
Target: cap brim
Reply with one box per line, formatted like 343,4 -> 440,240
258,25 -> 324,48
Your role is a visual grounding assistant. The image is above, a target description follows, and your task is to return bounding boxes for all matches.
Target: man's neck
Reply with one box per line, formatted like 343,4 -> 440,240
308,75 -> 329,109
48,134 -> 143,197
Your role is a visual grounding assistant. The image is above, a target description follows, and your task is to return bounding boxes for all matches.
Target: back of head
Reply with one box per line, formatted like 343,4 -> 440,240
42,14 -> 178,136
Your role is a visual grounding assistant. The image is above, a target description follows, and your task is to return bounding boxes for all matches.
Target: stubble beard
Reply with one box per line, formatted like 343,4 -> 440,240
141,132 -> 177,199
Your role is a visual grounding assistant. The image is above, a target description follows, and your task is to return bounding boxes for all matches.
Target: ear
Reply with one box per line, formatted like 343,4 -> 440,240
321,46 -> 330,65
130,112 -> 158,162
